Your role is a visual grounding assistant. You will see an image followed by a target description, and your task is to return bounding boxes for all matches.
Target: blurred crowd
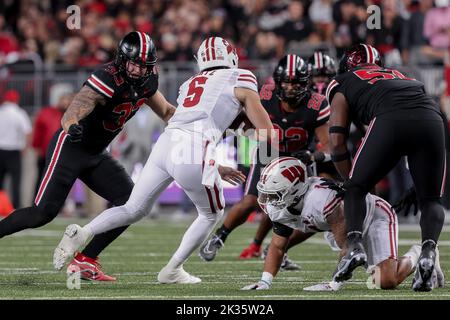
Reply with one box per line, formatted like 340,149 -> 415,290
1,0 -> 450,70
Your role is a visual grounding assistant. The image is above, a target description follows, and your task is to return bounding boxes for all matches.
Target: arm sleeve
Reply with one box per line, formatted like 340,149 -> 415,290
325,78 -> 340,105
85,68 -> 115,99
235,69 -> 258,93
272,221 -> 294,238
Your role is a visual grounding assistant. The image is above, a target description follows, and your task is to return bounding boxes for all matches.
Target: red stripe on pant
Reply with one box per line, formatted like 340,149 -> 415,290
349,117 -> 377,178
376,200 -> 397,259
213,184 -> 223,210
35,131 -> 67,205
205,187 -> 216,214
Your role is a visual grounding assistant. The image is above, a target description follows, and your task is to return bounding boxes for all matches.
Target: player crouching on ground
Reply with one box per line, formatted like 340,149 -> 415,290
242,157 -> 445,291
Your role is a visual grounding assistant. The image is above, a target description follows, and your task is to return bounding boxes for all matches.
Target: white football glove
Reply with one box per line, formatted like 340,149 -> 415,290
241,281 -> 270,290
303,281 -> 344,292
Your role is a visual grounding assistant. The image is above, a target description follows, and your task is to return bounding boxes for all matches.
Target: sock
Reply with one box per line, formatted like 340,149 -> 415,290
82,226 -> 128,258
168,212 -> 222,269
253,238 -> 263,246
215,225 -> 231,242
346,231 -> 363,245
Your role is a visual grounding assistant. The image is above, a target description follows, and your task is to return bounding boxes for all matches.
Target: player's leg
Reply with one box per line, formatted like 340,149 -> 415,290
239,212 -> 272,259
159,163 -> 224,283
336,117 -> 402,281
364,197 -> 399,289
68,153 -> 135,281
53,136 -> 173,271
0,131 -> 80,238
200,161 -> 263,261
406,118 -> 446,291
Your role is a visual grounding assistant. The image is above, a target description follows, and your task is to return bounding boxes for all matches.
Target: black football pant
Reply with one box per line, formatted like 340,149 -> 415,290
344,110 -> 446,244
0,129 -> 134,259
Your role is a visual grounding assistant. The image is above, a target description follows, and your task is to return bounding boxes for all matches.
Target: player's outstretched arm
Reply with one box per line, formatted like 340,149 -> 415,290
61,86 -> 106,132
329,92 -> 351,179
234,87 -> 277,144
242,230 -> 290,290
146,90 -> 176,123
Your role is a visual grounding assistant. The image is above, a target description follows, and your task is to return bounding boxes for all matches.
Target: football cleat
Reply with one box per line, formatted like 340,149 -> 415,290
412,255 -> 435,292
157,266 -> 201,284
199,235 -> 224,262
67,252 -> 116,282
280,254 -> 300,271
333,241 -> 367,282
303,281 -> 344,292
53,224 -> 91,271
239,242 -> 261,259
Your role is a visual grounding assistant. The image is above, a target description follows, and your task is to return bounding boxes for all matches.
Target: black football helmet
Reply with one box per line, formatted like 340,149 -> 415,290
338,43 -> 382,74
273,54 -> 310,107
308,51 -> 336,95
115,31 -> 157,86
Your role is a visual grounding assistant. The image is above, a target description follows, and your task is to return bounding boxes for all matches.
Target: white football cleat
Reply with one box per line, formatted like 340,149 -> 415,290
303,281 -> 344,292
157,266 -> 202,284
53,224 -> 91,271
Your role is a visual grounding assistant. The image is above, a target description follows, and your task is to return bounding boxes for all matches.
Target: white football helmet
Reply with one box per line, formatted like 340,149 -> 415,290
196,37 -> 238,72
257,157 -> 309,211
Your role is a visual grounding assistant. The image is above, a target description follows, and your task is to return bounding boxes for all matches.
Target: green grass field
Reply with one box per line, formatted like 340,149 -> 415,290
0,216 -> 450,300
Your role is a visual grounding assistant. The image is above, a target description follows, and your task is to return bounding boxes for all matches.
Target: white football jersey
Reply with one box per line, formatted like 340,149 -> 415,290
166,68 -> 258,142
265,177 -> 377,234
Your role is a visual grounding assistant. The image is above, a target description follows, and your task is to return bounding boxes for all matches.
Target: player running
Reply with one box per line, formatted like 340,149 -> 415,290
241,157 -> 444,291
199,54 -> 331,263
0,31 -> 176,281
327,44 -> 446,291
52,37 -> 277,284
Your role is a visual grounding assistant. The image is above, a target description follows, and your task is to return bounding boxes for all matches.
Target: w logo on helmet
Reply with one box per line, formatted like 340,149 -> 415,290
281,165 -> 305,183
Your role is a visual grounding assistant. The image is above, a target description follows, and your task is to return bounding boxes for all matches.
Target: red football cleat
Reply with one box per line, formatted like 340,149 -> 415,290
239,242 -> 261,259
67,252 -> 116,281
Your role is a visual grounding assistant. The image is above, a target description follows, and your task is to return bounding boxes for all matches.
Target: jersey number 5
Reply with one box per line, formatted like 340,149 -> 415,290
353,69 -> 412,84
183,76 -> 208,107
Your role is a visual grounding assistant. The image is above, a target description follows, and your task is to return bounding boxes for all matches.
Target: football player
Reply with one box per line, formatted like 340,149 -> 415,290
327,44 -> 446,291
0,31 -> 176,281
241,157 -> 444,291
199,54 -> 332,264
52,37 -> 277,284
308,51 -> 337,96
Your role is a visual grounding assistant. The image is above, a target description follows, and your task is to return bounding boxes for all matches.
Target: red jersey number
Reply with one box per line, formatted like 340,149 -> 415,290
103,98 -> 146,132
183,76 -> 208,107
354,68 -> 413,85
273,124 -> 309,153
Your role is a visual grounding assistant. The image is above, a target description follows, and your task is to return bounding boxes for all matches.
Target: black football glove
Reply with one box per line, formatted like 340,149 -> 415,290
293,150 -> 314,165
392,187 -> 418,216
68,124 -> 83,143
319,179 -> 346,200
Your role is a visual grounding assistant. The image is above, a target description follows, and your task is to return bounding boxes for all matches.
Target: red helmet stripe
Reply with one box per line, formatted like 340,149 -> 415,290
211,37 -> 216,60
363,44 -> 373,64
205,37 -> 211,61
290,54 -> 295,79
137,32 -> 146,61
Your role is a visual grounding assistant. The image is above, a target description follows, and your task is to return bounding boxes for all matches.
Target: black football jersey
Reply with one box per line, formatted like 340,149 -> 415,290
82,62 -> 158,152
259,82 -> 329,156
326,64 -> 440,125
